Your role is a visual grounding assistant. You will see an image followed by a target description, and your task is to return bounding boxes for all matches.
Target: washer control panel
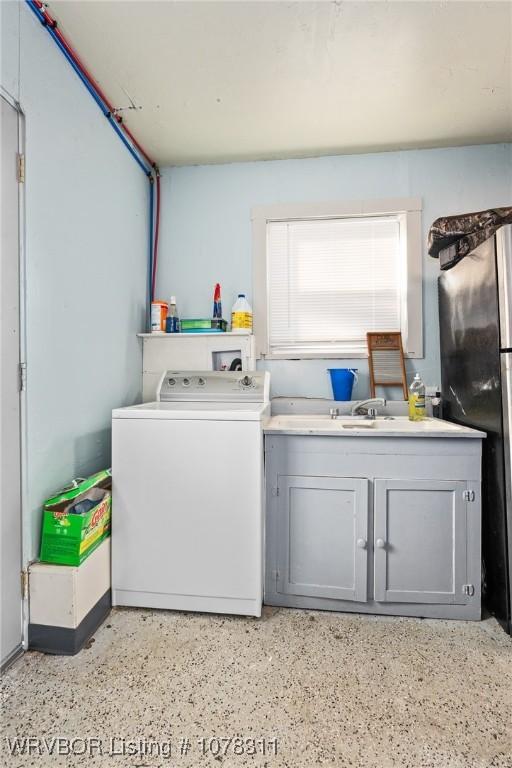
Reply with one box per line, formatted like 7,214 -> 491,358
158,371 -> 269,403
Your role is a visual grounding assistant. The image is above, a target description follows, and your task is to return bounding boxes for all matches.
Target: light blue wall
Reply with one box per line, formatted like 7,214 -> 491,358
159,143 -> 512,398
2,3 -> 148,560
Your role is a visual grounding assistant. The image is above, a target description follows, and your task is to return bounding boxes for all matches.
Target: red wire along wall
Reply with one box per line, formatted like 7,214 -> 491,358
29,0 -> 161,304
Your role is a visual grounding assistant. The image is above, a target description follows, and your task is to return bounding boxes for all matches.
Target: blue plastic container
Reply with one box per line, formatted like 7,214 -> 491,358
328,368 -> 358,401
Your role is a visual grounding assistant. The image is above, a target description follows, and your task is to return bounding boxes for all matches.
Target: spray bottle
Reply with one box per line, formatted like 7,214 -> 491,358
213,284 -> 222,319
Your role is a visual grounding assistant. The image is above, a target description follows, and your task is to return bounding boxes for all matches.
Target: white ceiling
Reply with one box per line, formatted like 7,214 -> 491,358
53,1 -> 512,166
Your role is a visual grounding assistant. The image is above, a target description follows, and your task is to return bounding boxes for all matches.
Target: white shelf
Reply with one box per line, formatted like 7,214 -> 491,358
138,332 -> 253,338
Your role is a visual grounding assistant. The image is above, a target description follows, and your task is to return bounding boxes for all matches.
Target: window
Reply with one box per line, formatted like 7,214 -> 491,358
252,198 -> 422,359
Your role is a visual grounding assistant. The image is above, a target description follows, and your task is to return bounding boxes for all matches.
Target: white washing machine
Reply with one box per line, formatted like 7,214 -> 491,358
111,370 -> 270,617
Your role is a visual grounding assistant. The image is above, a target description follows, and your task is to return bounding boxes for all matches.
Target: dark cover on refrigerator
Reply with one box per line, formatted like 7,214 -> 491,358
429,206 -> 512,267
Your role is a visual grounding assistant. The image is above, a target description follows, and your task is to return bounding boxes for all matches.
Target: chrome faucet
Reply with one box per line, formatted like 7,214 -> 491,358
351,398 -> 386,418
329,408 -> 340,420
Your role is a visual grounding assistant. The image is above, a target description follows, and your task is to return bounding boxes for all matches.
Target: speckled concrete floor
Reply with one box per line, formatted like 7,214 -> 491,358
2,608 -> 511,768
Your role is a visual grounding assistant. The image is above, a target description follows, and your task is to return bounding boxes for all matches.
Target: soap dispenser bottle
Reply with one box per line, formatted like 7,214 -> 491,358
408,373 -> 426,421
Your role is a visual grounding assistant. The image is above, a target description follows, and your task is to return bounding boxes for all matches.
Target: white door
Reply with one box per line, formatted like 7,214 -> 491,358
1,95 -> 23,667
374,479 -> 468,604
276,476 -> 369,602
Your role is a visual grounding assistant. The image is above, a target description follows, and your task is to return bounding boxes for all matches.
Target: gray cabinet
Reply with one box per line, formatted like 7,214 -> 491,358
265,433 -> 482,620
373,479 -> 469,604
276,476 -> 368,602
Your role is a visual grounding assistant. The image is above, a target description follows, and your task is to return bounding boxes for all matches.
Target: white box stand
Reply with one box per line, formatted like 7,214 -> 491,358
28,538 -> 111,655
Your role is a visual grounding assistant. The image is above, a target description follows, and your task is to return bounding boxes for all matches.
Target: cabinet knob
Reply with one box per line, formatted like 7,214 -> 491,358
356,538 -> 367,549
375,538 -> 386,549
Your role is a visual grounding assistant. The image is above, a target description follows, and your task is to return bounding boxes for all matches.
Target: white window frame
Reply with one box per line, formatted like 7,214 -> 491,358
251,197 -> 423,360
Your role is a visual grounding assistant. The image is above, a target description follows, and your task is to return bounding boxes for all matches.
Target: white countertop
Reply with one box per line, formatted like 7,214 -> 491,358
264,415 -> 485,438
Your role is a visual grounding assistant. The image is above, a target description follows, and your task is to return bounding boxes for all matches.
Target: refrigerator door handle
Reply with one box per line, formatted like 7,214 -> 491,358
496,225 -> 512,350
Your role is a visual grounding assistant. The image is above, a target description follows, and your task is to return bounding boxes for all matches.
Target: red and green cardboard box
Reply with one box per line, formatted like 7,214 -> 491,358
39,469 -> 112,566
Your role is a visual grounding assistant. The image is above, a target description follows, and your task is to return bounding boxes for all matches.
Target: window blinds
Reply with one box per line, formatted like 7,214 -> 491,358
267,215 -> 402,355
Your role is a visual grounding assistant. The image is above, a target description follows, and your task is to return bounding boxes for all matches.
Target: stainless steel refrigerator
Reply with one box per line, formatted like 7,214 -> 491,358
438,224 -> 512,634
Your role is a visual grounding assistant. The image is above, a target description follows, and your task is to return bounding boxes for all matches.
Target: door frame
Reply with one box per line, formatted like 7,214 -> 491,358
1,86 -> 28,659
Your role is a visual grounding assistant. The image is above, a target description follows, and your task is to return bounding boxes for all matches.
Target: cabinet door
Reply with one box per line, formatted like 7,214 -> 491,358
374,479 -> 468,604
276,476 -> 369,602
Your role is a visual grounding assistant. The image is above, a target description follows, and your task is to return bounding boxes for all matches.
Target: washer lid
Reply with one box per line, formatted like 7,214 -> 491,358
112,401 -> 270,421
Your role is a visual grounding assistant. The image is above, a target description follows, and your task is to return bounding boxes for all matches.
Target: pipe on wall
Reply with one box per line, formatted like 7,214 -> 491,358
25,0 -> 162,314
149,177 -> 154,319
30,0 -> 155,170
152,170 -> 161,302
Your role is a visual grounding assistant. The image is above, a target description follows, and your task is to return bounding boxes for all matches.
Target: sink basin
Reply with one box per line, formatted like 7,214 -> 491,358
265,414 -> 482,437
341,421 -> 376,429
269,415 -> 374,430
